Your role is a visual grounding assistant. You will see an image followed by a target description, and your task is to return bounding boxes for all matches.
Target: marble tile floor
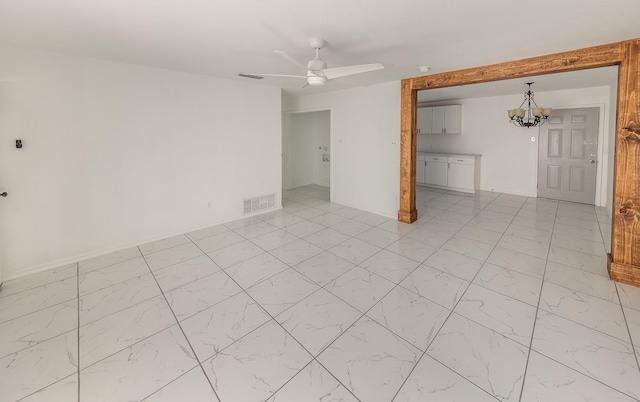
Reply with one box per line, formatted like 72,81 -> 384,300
1,184 -> 638,401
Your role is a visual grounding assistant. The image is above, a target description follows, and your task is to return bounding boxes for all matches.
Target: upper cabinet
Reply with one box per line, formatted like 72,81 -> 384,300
417,105 -> 462,134
417,107 -> 432,134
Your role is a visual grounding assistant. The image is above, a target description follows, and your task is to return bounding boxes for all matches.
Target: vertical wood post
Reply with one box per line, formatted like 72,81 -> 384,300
398,79 -> 418,223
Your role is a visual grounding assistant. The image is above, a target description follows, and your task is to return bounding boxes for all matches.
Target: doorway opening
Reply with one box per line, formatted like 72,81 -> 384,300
282,109 -> 331,203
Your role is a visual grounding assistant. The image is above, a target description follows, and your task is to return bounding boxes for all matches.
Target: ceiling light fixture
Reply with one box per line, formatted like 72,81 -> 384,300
419,66 -> 430,73
508,82 -> 552,128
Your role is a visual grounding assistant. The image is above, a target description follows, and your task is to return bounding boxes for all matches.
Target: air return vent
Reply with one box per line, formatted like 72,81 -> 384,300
243,193 -> 276,214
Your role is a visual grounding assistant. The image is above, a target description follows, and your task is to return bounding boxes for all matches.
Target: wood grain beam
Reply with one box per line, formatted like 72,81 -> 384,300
399,38 -> 640,286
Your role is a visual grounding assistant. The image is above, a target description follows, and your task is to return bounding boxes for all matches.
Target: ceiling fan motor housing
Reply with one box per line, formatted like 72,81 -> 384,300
308,59 -> 327,71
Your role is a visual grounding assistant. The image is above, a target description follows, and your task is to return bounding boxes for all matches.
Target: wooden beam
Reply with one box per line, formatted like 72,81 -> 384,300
609,39 -> 640,282
398,79 -> 418,223
399,38 -> 640,286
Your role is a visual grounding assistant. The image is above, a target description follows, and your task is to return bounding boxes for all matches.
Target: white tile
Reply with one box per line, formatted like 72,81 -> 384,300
455,284 -> 536,346
233,220 -> 281,239
139,235 -> 191,255
79,247 -> 141,273
548,246 -> 609,276
617,282 -> 640,311
202,320 -> 311,402
325,266 -> 395,313
468,217 -> 510,233
143,243 -> 204,272
185,224 -> 230,242
504,224 -> 552,243
555,215 -> 600,230
80,325 -> 198,402
376,219 -> 417,236
266,360 -> 357,402
421,218 -> 466,235
289,206 -> 325,220
486,247 -> 547,279
521,351 -> 637,402
19,373 -> 78,402
309,212 -> 349,227
551,233 -> 606,257
276,289 -> 360,356
193,231 -> 245,254
0,263 -> 76,297
427,314 -> 528,402
367,286 -> 450,351
331,219 -> 372,236
353,212 -> 390,226
165,271 -> 242,320
385,237 -> 438,263
539,283 -> 628,341
473,263 -> 541,306
405,227 -> 452,249
293,252 -> 355,286
263,213 -> 306,229
328,238 -> 382,265
437,210 -> 475,224
497,235 -> 549,259
0,276 -> 77,324
333,206 -> 366,219
477,209 -> 515,223
359,249 -> 421,283
79,257 -> 149,295
181,292 -> 271,362
144,367 -> 219,402
553,223 -> 604,242
532,311 -> 640,399
395,355 -> 498,402
0,300 -> 77,359
225,216 -> 264,230
252,229 -> 300,251
79,296 -> 176,368
424,249 -> 483,281
80,273 -> 160,325
400,265 -> 470,309
456,225 -> 503,246
0,330 -> 77,402
303,228 -> 350,250
511,216 -> 554,232
206,240 -> 264,269
270,239 -> 324,266
545,261 -> 618,303
318,317 -> 421,402
356,227 -> 402,248
225,253 -> 289,288
246,269 -> 319,316
282,220 -> 325,237
153,255 -> 220,292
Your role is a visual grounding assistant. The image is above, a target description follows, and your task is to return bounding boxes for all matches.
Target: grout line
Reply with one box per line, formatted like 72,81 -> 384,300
517,197 -> 557,402
137,246 -> 224,402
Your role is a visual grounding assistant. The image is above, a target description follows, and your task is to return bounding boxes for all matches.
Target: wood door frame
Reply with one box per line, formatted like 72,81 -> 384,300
398,39 -> 640,286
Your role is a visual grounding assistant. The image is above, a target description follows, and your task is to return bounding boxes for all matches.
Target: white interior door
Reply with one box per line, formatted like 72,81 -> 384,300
538,107 -> 599,204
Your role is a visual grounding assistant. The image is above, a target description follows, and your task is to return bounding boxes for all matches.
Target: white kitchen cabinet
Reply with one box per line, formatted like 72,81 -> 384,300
416,155 -> 427,183
418,153 -> 481,193
422,105 -> 462,134
425,156 -> 448,186
417,107 -> 432,134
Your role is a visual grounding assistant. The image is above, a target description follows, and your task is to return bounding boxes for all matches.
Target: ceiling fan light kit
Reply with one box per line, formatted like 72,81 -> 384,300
507,82 -> 552,128
240,38 -> 384,87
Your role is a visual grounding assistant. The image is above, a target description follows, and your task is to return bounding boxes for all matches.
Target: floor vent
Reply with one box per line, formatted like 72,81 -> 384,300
243,193 -> 276,214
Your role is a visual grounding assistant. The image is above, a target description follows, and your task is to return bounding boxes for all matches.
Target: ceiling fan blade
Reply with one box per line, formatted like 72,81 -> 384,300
321,63 -> 384,80
246,73 -> 307,79
274,51 -> 307,70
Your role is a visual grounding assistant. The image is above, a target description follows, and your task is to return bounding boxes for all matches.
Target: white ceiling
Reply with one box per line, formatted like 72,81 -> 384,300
418,66 -> 619,102
0,0 -> 638,96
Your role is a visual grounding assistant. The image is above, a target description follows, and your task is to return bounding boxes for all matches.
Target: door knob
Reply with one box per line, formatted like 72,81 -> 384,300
0,192 -> 7,197
590,160 -> 596,164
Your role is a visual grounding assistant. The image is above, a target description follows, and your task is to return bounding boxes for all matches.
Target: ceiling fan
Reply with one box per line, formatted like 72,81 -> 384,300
241,38 -> 384,87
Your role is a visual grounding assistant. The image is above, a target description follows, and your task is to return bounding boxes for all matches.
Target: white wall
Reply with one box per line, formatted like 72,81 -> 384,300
606,82 -> 618,217
418,86 -> 614,202
289,111 -> 330,188
284,82 -> 401,217
0,46 -> 281,280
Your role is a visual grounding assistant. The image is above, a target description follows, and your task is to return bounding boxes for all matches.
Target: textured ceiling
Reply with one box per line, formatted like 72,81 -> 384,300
0,0 -> 638,95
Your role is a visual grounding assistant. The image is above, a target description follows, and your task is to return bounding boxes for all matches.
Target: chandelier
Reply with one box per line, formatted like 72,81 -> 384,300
507,82 -> 552,128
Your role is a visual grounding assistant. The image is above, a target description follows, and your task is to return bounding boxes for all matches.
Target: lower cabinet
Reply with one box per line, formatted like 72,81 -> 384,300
417,154 -> 480,193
